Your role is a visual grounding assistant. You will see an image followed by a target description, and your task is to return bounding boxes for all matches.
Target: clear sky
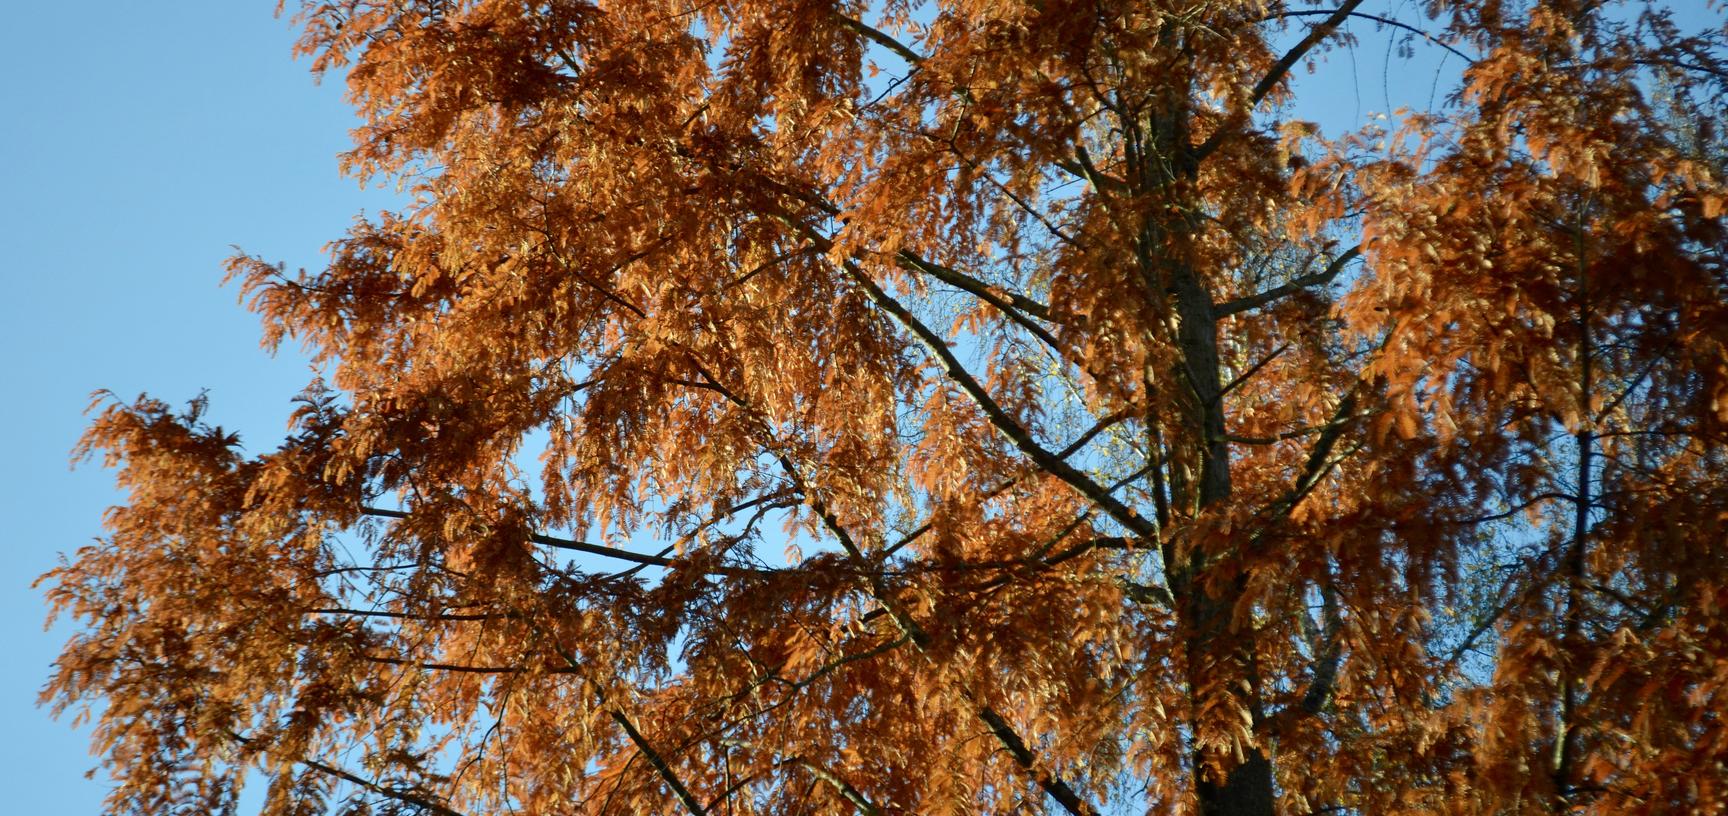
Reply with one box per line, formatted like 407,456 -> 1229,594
1,2 -> 1716,813
0,2 -> 391,810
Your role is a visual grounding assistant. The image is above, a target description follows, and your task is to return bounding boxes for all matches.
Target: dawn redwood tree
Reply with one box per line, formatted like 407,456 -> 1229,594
42,1 -> 1728,814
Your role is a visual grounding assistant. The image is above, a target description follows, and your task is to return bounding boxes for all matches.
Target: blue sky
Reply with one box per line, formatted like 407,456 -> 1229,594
0,2 -> 391,809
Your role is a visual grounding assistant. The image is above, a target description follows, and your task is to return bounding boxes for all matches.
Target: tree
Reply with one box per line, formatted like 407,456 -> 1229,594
41,1 -> 1728,814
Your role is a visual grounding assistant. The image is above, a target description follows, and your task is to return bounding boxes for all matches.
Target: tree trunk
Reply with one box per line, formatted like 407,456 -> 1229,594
1132,54 -> 1277,813
1170,267 -> 1276,816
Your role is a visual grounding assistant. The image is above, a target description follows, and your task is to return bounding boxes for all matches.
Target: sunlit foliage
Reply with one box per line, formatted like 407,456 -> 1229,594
42,2 -> 1728,814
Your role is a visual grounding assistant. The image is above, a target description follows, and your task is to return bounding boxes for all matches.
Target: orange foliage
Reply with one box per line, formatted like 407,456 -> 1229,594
41,2 -> 1728,815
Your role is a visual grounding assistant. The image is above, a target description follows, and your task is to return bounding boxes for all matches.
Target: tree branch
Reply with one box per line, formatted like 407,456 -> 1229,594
773,216 -> 1156,544
1193,1 -> 1367,162
814,258 -> 1157,546
360,506 -> 769,575
892,251 -> 1057,336
1442,492 -> 1577,526
611,708 -> 709,816
833,12 -> 924,66
1300,576 -> 1344,714
1250,1 -> 1370,107
792,758 -> 885,816
1215,246 -> 1361,317
1263,9 -> 1475,65
1217,343 -> 1290,402
883,410 -> 1130,558
700,292 -> 1105,816
306,606 -> 513,622
226,730 -> 470,816
359,654 -> 578,674
300,755 -> 471,816
978,707 -> 1101,816
1261,389 -> 1361,521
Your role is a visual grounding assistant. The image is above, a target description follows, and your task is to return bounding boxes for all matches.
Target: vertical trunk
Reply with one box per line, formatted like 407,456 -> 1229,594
1170,261 -> 1275,816
1132,89 -> 1276,813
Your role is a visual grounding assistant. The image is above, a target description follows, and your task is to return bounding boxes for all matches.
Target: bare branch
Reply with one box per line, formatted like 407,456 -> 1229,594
1443,492 -> 1578,526
833,12 -> 924,66
1250,1 -> 1370,107
1263,9 -> 1476,65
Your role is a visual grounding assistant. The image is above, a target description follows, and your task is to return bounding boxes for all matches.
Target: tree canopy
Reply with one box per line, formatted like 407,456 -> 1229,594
42,1 -> 1728,814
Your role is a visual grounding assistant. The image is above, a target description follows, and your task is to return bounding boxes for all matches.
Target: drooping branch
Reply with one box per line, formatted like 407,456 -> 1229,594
766,444 -> 934,649
930,130 -> 1084,249
759,158 -> 1058,335
672,633 -> 915,773
359,654 -> 580,674
1442,492 -> 1578,526
778,474 -> 1103,816
606,492 -> 799,581
891,252 -> 1059,350
883,410 -> 1131,557
306,607 -> 513,622
699,343 -> 1106,816
768,215 -> 1155,543
361,506 -> 656,565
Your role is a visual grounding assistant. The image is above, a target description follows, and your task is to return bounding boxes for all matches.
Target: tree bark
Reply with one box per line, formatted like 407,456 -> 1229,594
1135,90 -> 1277,813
